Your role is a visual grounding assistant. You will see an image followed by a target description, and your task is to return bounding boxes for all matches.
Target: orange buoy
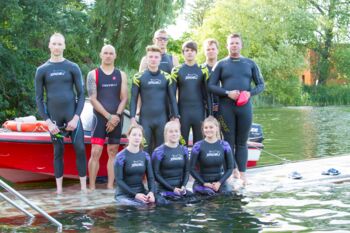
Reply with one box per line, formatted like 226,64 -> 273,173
2,121 -> 49,132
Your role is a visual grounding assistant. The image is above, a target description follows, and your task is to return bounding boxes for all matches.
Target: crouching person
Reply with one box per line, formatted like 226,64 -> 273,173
114,125 -> 155,206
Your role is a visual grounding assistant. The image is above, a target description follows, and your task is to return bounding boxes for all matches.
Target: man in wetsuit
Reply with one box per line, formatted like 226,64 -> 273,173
208,33 -> 265,186
35,33 -> 87,194
130,45 -> 179,153
139,29 -> 179,73
171,41 -> 212,145
87,45 -> 128,190
203,38 -> 219,116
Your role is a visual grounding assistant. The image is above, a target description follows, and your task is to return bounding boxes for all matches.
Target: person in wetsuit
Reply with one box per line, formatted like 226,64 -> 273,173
152,121 -> 192,204
114,125 -> 155,205
87,45 -> 128,190
208,33 -> 265,186
130,45 -> 179,154
202,38 -> 220,117
171,41 -> 212,146
190,116 -> 234,195
139,29 -> 179,73
35,33 -> 87,194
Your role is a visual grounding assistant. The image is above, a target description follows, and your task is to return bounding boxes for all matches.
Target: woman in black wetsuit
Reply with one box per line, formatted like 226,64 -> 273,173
190,116 -> 234,195
114,125 -> 155,205
152,121 -> 191,204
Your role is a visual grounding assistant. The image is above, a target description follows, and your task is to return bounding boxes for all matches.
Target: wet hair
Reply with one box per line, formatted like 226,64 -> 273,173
227,33 -> 243,46
146,45 -> 162,54
127,125 -> 145,150
182,40 -> 198,53
203,38 -> 219,49
163,121 -> 181,144
202,116 -> 221,139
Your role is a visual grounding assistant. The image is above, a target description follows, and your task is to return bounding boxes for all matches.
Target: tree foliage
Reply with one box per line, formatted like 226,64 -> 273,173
190,0 -> 314,105
0,0 -> 91,121
306,0 -> 350,84
89,0 -> 184,69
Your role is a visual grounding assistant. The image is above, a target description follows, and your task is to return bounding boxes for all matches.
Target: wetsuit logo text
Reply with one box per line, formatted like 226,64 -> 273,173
131,160 -> 144,168
148,79 -> 162,85
101,83 -> 118,88
185,74 -> 198,80
206,150 -> 221,157
50,71 -> 65,77
170,154 -> 183,161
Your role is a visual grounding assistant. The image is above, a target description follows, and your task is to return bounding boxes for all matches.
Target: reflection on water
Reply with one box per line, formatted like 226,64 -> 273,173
1,183 -> 350,232
254,106 -> 350,165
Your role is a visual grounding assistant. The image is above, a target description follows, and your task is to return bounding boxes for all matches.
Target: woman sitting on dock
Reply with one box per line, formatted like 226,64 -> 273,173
152,121 -> 192,204
190,116 -> 234,195
114,125 -> 155,205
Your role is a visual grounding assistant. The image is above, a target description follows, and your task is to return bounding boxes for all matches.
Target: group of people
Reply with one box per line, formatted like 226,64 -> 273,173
35,29 -> 264,202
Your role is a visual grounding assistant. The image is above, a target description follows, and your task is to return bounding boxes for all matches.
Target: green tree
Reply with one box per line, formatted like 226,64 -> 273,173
190,0 -> 314,105
0,0 -> 91,122
307,0 -> 350,84
89,0 -> 184,70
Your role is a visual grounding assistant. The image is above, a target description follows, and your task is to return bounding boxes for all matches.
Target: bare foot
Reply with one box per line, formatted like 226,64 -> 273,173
233,168 -> 240,179
240,172 -> 247,187
107,185 -> 114,190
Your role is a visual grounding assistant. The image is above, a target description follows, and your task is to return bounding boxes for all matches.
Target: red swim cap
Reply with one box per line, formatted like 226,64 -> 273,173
236,91 -> 249,106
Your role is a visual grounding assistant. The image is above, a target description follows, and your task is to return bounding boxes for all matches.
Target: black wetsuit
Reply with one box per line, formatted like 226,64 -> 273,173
152,144 -> 189,191
203,63 -> 219,117
171,64 -> 212,145
114,149 -> 155,205
208,56 -> 264,172
190,140 -> 234,195
159,53 -> 173,74
35,59 -> 86,178
91,68 -> 122,145
130,69 -> 178,153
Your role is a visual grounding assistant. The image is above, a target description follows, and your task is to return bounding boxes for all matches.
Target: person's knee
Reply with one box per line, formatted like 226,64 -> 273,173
91,145 -> 103,160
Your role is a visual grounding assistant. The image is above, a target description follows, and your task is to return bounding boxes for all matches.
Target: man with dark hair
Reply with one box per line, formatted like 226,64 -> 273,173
87,44 -> 128,190
131,45 -> 179,153
35,33 -> 87,194
171,40 -> 212,145
208,33 -> 265,186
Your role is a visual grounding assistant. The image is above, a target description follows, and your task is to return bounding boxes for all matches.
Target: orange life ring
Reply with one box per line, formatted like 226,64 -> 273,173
2,121 -> 49,132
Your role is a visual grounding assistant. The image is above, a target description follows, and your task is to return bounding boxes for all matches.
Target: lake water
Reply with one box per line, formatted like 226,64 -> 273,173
1,106 -> 350,232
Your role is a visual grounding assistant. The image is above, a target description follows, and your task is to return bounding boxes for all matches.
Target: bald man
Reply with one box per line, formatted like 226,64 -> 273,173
87,45 -> 128,190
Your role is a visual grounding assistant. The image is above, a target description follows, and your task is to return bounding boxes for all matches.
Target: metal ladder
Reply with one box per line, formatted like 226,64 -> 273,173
0,179 -> 62,232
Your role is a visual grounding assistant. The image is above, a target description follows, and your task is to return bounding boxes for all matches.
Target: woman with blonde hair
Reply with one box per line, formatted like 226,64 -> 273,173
114,125 -> 155,205
152,121 -> 192,204
190,116 -> 234,195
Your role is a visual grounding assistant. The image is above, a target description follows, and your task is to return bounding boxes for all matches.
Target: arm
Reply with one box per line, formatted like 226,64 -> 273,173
72,64 -> 85,117
202,65 -> 213,116
35,68 -> 50,120
116,71 -> 128,116
189,142 -> 206,185
219,141 -> 234,184
130,73 -> 141,119
139,56 -> 147,72
250,63 -> 265,96
145,154 -> 156,194
86,70 -> 110,119
172,55 -> 179,67
166,73 -> 179,118
115,155 -> 137,196
181,146 -> 190,187
208,62 -> 228,97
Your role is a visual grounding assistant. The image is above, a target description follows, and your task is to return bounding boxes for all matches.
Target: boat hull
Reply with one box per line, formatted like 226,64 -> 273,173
0,131 -> 262,183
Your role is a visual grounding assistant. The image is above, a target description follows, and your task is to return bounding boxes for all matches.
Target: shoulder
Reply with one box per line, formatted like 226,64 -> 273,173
192,140 -> 203,153
171,64 -> 182,73
220,140 -> 232,152
116,149 -> 127,165
180,145 -> 189,157
141,151 -> 151,161
132,71 -> 145,85
65,59 -> 79,68
152,145 -> 165,160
